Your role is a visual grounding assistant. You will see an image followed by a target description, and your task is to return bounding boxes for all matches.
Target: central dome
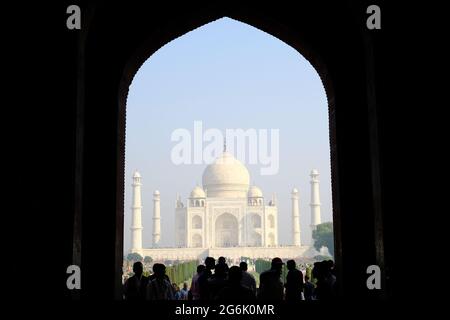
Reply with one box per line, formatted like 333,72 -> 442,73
202,152 -> 250,198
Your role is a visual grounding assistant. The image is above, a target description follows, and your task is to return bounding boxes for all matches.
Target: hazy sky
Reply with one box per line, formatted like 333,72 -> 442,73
124,17 -> 332,252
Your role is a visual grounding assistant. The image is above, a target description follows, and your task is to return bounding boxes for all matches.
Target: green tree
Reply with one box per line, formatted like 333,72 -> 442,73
313,255 -> 332,261
312,222 -> 334,257
127,252 -> 143,262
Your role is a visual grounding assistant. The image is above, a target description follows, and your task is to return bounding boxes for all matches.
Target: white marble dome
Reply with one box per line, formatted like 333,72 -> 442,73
248,186 -> 263,198
202,152 -> 250,198
190,186 -> 206,198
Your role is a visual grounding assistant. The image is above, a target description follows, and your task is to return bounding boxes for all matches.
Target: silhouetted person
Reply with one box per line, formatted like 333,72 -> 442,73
147,263 -> 175,300
326,260 -> 336,276
240,261 -> 256,296
216,266 -> 255,301
123,261 -> 149,300
312,260 -> 336,301
208,263 -> 228,299
190,264 -> 205,300
258,257 -> 284,300
179,282 -> 189,300
303,275 -> 314,301
217,256 -> 229,273
173,283 -> 181,300
198,257 -> 215,300
312,262 -> 321,299
148,263 -> 170,282
285,260 -> 304,301
327,259 -> 339,293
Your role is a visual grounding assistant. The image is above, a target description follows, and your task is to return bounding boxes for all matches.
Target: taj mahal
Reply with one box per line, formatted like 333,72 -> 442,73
129,151 -> 323,261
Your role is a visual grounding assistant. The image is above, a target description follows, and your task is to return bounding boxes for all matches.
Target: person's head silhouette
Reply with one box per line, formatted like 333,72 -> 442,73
218,256 -> 226,265
286,259 -> 296,271
153,263 -> 166,279
214,263 -> 227,278
228,266 -> 242,285
197,264 -> 206,274
239,261 -> 248,271
205,257 -> 216,270
271,257 -> 284,273
133,261 -> 143,277
326,259 -> 334,271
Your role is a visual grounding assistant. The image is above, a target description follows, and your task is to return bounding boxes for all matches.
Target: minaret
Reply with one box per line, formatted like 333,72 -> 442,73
130,171 -> 143,253
270,193 -> 277,206
175,193 -> 183,208
291,188 -> 301,246
152,190 -> 161,247
310,169 -> 322,236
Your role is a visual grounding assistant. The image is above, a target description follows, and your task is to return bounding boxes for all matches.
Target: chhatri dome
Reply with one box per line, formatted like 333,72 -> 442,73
202,151 -> 250,198
190,185 -> 206,198
248,185 -> 263,198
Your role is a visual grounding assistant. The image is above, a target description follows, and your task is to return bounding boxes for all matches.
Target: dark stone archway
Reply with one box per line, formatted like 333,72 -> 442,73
68,1 -> 387,300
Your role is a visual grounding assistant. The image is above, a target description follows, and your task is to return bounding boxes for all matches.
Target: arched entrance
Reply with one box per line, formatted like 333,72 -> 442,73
74,1 -> 386,300
249,231 -> 262,247
251,214 -> 262,228
215,213 -> 238,247
192,215 -> 202,229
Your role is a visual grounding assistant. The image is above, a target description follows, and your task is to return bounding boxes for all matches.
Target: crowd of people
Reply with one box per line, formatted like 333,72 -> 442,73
123,256 -> 336,301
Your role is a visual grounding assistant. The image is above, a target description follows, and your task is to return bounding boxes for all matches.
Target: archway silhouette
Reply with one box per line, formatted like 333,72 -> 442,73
75,2 -> 385,300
